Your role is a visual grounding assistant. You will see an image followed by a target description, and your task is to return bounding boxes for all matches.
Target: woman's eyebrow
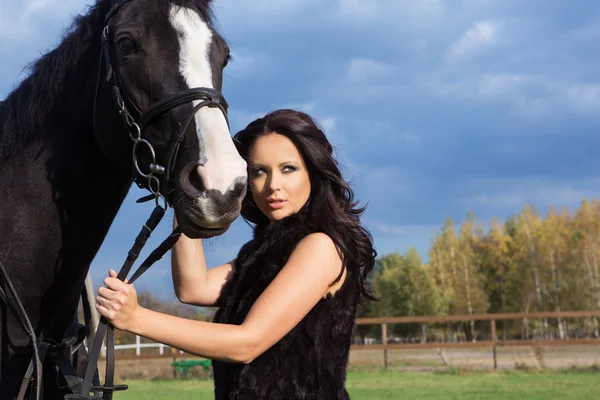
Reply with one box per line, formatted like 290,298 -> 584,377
279,161 -> 300,166
249,161 -> 299,168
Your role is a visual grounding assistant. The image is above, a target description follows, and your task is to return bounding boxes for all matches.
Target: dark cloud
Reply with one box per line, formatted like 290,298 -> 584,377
2,0 -> 599,296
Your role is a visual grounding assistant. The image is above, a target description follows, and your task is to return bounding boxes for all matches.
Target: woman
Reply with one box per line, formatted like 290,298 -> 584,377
96,109 -> 377,399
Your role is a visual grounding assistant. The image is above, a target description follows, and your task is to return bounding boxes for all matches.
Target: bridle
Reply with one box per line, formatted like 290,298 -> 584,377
96,0 -> 229,208
6,0 -> 232,399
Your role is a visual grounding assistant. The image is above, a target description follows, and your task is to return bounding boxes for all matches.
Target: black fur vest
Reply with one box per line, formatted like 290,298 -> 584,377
212,208 -> 359,399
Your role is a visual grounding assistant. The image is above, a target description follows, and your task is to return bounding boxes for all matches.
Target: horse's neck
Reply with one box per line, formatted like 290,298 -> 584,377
1,133 -> 133,340
0,36 -> 129,240
0,61 -> 133,341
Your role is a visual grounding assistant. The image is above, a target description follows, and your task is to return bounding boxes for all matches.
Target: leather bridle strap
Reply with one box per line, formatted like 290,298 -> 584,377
0,259 -> 42,400
99,228 -> 182,400
137,87 -> 228,132
104,0 -> 134,26
135,89 -> 229,202
77,206 -> 164,400
128,228 -> 182,284
74,207 -> 182,400
19,324 -> 87,400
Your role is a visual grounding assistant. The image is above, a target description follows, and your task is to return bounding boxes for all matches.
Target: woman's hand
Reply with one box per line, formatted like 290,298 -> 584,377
96,269 -> 141,332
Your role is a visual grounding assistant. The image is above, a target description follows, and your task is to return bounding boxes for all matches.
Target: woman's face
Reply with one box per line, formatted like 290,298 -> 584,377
247,133 -> 311,221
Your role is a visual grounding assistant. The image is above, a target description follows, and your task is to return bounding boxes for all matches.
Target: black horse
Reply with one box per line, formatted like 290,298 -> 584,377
0,0 -> 247,398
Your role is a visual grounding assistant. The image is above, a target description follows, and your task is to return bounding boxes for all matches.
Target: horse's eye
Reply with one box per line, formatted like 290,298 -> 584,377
117,37 -> 136,54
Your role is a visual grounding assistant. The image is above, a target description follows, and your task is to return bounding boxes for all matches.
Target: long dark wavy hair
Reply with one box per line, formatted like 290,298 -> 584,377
233,109 -> 377,301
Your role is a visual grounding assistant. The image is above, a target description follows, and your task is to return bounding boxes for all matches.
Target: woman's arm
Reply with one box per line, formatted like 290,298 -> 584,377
98,232 -> 343,364
171,216 -> 235,306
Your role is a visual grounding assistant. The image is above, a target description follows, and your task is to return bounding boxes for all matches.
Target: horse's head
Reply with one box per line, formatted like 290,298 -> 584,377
96,0 -> 246,238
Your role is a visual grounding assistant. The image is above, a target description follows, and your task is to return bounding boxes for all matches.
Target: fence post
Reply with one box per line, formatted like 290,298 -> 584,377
381,323 -> 388,370
136,335 -> 141,357
171,347 -> 178,379
490,319 -> 497,370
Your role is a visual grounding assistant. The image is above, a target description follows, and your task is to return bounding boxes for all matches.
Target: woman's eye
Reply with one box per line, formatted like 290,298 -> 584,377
282,165 -> 297,173
117,37 -> 136,54
250,168 -> 265,177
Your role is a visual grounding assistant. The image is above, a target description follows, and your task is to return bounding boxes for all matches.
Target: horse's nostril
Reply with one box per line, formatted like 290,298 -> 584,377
188,167 -> 205,195
180,164 -> 246,201
229,177 -> 247,197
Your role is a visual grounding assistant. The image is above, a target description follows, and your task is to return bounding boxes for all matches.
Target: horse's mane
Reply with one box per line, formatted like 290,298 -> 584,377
0,0 -> 215,162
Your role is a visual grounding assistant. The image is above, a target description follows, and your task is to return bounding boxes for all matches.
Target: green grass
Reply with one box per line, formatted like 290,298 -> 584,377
113,370 -> 600,399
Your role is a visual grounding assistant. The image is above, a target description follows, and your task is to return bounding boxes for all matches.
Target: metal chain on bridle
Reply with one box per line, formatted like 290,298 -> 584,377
110,64 -> 168,210
9,0 -> 231,399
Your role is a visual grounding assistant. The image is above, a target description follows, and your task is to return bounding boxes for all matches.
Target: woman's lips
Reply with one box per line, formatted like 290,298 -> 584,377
267,200 -> 287,209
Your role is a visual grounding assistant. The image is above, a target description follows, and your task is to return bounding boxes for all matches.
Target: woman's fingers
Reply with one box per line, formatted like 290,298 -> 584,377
93,269 -> 138,332
95,301 -> 115,320
108,269 -> 128,282
96,295 -> 107,307
97,287 -> 128,311
94,269 -> 139,331
103,276 -> 130,293
97,286 -> 118,301
96,295 -> 114,311
98,270 -> 132,309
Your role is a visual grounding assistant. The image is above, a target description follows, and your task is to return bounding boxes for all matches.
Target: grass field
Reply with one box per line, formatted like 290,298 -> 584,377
111,370 -> 600,399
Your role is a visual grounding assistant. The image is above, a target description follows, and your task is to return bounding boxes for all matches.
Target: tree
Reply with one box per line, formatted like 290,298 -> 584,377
370,249 -> 441,338
454,212 -> 489,340
478,217 -> 516,339
572,199 -> 600,336
428,217 -> 458,316
370,198 -> 600,341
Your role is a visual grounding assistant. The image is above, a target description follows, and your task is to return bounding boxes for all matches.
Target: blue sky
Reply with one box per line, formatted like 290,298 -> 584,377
2,0 -> 599,300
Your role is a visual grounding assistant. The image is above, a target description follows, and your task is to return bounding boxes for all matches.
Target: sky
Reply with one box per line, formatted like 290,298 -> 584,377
1,0 -> 600,300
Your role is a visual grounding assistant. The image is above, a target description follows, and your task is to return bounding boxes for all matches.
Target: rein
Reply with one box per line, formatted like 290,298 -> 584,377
4,0 -> 232,399
73,207 -> 182,400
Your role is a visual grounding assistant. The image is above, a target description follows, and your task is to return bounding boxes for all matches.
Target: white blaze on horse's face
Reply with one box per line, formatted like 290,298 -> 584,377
169,6 -> 247,201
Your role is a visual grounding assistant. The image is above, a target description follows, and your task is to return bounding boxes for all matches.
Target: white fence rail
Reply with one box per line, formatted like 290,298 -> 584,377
103,335 -> 183,357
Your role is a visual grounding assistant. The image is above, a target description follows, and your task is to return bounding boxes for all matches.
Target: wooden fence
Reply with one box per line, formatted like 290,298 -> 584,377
352,310 -> 600,369
106,310 -> 600,369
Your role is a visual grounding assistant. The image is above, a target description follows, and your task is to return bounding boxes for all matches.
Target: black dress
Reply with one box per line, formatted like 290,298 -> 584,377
212,209 -> 360,399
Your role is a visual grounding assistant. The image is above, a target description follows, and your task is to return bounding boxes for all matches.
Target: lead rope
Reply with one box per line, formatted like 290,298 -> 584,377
67,204 -> 181,400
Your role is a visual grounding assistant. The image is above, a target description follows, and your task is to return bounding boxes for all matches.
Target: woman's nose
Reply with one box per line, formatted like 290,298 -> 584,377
267,173 -> 281,191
